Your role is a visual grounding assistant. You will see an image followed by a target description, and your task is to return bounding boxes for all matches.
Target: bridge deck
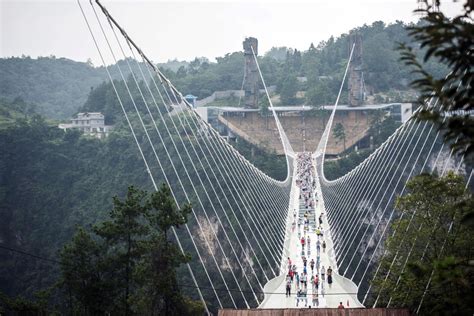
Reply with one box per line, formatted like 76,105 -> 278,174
219,308 -> 410,315
259,153 -> 363,309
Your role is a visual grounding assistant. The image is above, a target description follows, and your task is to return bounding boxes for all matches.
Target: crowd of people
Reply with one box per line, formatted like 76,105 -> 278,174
285,153 -> 334,308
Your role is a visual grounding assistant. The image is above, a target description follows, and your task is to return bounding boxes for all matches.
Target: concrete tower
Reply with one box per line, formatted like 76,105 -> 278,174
348,34 -> 365,107
243,37 -> 259,109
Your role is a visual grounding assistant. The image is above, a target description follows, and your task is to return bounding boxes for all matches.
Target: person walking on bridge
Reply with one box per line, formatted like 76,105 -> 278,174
302,273 -> 308,290
315,227 -> 321,238
327,266 -> 333,288
312,293 -> 319,307
310,258 -> 315,273
286,274 -> 292,297
295,289 -> 302,307
316,256 -> 320,274
312,274 -> 319,291
320,278 -> 325,297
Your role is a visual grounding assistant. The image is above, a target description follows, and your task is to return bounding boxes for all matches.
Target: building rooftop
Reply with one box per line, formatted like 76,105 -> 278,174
75,112 -> 104,118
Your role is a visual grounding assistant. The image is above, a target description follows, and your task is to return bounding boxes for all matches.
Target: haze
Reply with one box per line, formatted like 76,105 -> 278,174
0,0 -> 464,64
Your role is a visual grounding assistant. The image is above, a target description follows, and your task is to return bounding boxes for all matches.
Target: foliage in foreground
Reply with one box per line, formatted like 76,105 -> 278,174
59,184 -> 203,315
370,2 -> 474,313
370,172 -> 474,315
399,0 -> 474,159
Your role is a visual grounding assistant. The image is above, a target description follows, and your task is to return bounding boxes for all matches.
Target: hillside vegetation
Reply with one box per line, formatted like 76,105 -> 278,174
0,57 -> 106,119
0,57 -> 187,120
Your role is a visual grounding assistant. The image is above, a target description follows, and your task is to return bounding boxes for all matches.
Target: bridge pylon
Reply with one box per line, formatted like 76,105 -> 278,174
243,37 -> 259,109
348,33 -> 365,107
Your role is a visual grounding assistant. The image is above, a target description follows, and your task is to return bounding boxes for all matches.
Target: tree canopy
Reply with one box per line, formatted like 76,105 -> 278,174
60,185 -> 202,315
369,172 -> 474,314
398,0 -> 474,159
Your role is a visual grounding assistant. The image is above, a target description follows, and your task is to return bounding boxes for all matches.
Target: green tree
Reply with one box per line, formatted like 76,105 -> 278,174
93,186 -> 150,316
398,0 -> 474,158
370,172 -> 474,314
264,47 -> 289,61
333,122 -> 346,151
305,80 -> 333,106
59,228 -> 115,315
278,75 -> 299,105
134,184 -> 196,315
59,185 -> 202,315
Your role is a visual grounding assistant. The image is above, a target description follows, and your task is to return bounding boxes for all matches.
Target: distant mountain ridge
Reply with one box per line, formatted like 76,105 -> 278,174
0,56 -> 190,120
0,56 -> 106,119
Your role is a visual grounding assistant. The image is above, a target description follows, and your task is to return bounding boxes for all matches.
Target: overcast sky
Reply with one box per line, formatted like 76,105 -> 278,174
0,0 -> 465,65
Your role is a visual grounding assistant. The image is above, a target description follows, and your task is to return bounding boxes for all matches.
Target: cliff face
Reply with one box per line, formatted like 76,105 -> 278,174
219,110 -> 371,155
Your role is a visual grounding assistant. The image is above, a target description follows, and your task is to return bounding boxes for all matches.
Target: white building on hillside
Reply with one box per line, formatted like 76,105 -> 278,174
59,112 -> 113,139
